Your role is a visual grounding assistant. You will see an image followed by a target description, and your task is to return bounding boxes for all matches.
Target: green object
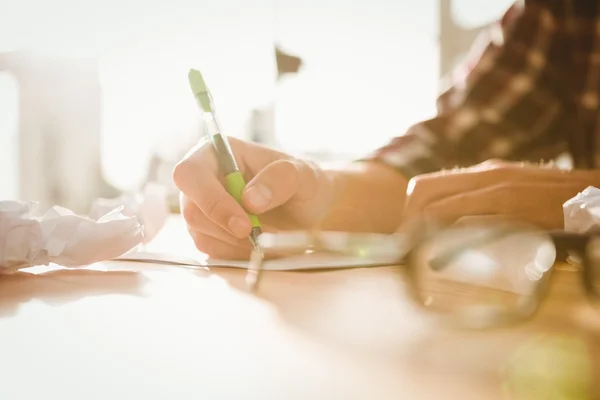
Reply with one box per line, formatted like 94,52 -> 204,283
188,68 -> 212,112
187,67 -> 262,237
225,171 -> 261,228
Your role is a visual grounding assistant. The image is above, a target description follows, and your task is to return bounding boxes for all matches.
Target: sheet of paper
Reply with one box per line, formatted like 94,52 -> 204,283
113,250 -> 399,271
114,216 -> 405,271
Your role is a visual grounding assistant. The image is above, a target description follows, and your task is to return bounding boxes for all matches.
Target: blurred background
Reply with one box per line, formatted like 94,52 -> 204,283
0,0 -> 514,214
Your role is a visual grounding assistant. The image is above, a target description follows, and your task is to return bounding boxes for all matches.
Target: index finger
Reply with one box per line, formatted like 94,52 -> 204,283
173,142 -> 252,239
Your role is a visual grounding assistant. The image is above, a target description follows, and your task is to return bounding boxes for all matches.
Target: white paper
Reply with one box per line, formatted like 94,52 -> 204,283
563,186 -> 600,233
0,200 -> 143,273
113,250 -> 400,270
113,217 -> 406,270
89,182 -> 169,243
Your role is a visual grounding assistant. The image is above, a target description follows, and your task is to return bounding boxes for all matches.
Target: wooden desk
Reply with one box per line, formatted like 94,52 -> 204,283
1,217 -> 598,399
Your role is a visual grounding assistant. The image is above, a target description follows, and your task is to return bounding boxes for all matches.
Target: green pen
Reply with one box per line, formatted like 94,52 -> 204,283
188,68 -> 262,250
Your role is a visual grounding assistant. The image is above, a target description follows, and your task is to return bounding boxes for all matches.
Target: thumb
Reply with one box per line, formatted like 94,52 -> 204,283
242,159 -> 317,214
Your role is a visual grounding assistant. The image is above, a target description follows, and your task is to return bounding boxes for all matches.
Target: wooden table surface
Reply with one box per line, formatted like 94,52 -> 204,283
1,216 -> 599,400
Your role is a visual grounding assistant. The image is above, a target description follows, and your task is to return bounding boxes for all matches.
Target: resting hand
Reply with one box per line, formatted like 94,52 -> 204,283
403,160 -> 597,230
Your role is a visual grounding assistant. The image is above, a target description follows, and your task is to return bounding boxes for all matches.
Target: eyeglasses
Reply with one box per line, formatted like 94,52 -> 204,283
248,222 -> 599,329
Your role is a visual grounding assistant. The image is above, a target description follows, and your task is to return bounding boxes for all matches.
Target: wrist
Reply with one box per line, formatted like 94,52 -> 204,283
316,161 -> 407,233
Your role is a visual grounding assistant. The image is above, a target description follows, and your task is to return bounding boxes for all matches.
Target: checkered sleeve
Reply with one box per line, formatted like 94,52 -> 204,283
367,2 -> 574,179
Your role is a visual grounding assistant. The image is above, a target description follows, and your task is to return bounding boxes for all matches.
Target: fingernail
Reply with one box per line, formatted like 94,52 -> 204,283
228,216 -> 251,237
245,185 -> 272,210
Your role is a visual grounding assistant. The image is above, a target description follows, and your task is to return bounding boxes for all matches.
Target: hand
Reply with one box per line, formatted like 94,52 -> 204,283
172,137 -> 336,259
403,160 -> 597,230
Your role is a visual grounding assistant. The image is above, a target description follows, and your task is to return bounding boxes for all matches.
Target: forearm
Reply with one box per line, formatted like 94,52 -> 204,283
317,161 -> 407,233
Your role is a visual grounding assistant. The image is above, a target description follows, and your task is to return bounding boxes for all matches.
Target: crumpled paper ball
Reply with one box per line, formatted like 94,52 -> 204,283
89,182 -> 169,244
0,201 -> 143,273
563,186 -> 600,233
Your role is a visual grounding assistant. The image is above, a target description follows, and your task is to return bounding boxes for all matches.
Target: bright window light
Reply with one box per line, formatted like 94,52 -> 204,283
0,0 -> 514,192
0,72 -> 19,200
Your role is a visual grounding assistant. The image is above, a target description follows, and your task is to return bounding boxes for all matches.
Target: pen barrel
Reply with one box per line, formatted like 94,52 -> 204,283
210,133 -> 239,175
225,171 -> 262,229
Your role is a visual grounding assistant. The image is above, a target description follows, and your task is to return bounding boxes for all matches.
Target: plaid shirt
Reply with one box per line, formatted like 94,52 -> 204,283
369,0 -> 600,179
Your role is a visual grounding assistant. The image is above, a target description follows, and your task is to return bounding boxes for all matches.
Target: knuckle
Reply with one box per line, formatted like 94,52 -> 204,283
172,141 -> 215,188
181,199 -> 199,225
194,140 -> 214,160
190,231 -> 213,255
487,161 -> 509,171
202,195 -> 227,222
481,158 -> 505,166
481,159 -> 526,177
274,158 -> 299,177
293,160 -> 317,201
479,159 -> 520,171
171,158 -> 195,190
172,159 -> 191,189
482,163 -> 512,181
